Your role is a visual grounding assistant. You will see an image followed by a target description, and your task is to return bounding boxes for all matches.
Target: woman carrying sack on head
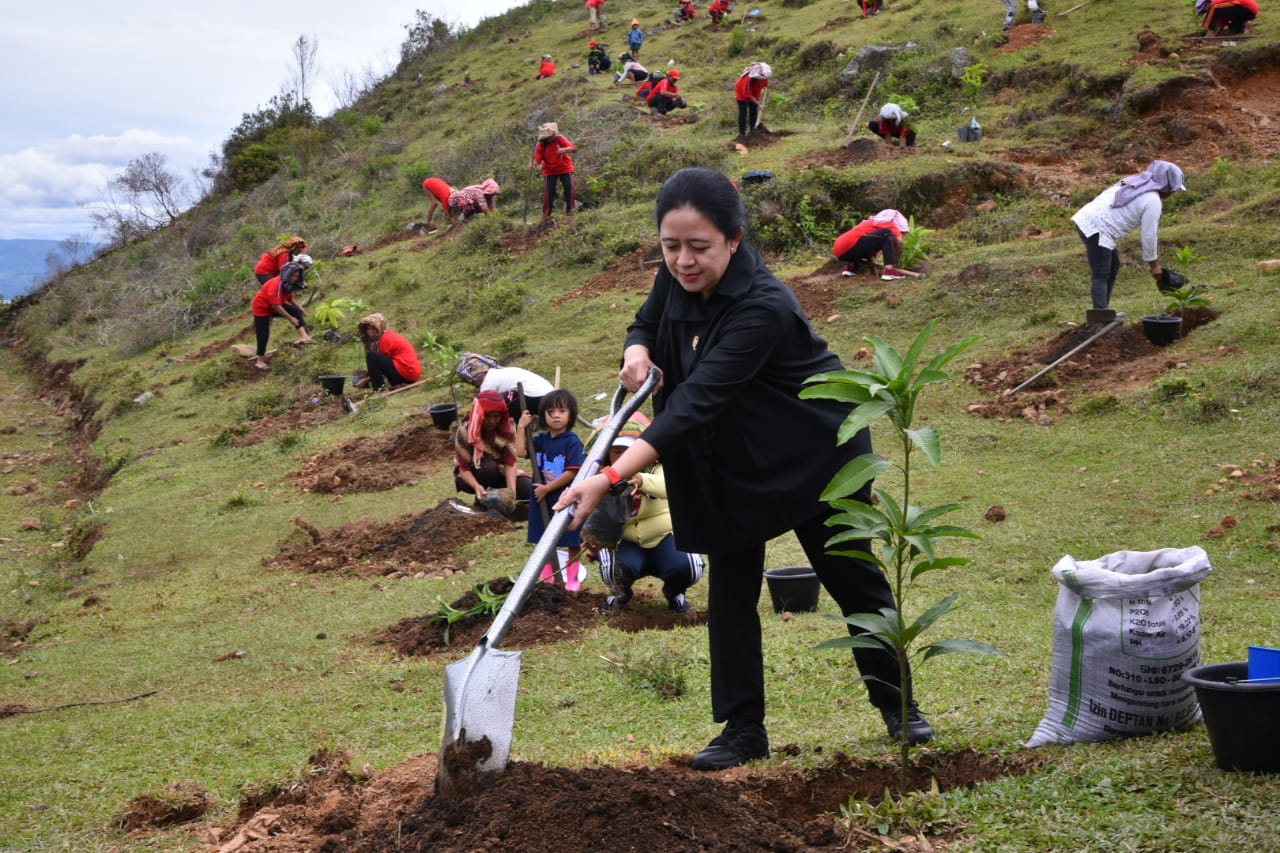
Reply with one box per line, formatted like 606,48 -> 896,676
254,236 -> 307,284
734,62 -> 771,137
533,123 -> 577,219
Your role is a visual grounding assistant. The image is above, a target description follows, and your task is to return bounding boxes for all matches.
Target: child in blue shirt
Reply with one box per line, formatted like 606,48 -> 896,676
627,19 -> 644,57
517,389 -> 586,589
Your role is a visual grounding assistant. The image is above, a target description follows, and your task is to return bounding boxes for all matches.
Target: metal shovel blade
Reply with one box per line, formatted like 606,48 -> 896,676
435,369 -> 660,799
437,643 -> 521,799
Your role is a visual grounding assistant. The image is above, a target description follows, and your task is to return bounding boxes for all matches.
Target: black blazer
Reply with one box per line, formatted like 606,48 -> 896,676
625,244 -> 873,554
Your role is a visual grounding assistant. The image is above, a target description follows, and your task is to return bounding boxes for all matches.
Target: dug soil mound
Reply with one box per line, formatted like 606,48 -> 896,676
964,309 -> 1220,421
266,500 -> 516,578
230,396 -> 348,446
377,575 -> 705,657
203,747 -> 1043,852
294,416 -> 455,494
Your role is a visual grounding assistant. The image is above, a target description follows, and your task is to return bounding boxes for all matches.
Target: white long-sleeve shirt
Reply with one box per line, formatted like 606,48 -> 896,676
1071,184 -> 1164,262
480,366 -> 555,397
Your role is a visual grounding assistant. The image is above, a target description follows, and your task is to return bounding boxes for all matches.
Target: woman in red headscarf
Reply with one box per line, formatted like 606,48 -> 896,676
454,390 -> 533,502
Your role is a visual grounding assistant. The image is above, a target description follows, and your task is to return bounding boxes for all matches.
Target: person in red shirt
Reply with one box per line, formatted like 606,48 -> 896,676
734,62 -> 771,136
647,69 -> 686,115
832,209 -> 910,280
586,0 -> 606,30
675,0 -> 698,21
422,177 -> 454,228
867,102 -> 916,147
708,0 -> 734,24
249,262 -> 312,370
253,236 -> 306,284
354,313 -> 423,390
533,122 -> 577,218
537,54 -> 556,79
1203,0 -> 1257,34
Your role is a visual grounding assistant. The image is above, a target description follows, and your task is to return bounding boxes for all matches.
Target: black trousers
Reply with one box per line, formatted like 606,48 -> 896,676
737,100 -> 758,135
364,350 -> 408,390
1078,226 -> 1120,309
543,173 -> 574,217
253,303 -> 306,356
837,228 -> 900,266
705,503 -> 910,726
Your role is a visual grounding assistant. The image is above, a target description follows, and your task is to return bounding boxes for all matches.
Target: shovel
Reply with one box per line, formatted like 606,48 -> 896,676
437,368 -> 659,799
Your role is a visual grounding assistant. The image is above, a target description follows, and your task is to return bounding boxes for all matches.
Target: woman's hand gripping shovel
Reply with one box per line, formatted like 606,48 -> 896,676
437,369 -> 660,800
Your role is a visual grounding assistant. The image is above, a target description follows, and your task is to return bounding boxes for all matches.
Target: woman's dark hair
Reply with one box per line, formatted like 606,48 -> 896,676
538,389 -> 579,430
655,167 -> 746,240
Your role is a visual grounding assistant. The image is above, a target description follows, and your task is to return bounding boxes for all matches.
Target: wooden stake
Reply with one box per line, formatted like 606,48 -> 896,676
843,70 -> 882,146
554,366 -> 561,389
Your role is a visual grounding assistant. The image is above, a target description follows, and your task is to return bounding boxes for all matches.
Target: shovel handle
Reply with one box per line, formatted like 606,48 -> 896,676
481,368 -> 659,651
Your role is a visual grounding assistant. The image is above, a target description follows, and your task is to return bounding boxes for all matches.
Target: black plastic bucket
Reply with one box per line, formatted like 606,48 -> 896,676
1180,661 -> 1280,773
1141,315 -> 1182,346
318,375 -> 346,395
428,402 -> 459,431
764,567 -> 821,613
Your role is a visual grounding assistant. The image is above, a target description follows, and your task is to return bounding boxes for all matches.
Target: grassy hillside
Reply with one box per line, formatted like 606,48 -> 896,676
3,0 -> 1280,849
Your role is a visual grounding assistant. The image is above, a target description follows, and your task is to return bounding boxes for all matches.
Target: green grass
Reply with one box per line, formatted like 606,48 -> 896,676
4,0 -> 1280,848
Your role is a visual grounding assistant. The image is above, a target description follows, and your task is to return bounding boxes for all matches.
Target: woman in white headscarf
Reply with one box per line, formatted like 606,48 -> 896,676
868,103 -> 915,146
831,209 -> 911,280
1071,160 -> 1186,310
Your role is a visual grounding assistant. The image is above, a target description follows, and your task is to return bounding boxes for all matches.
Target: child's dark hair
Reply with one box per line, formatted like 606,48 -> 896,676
538,389 -> 578,429
655,167 -> 747,241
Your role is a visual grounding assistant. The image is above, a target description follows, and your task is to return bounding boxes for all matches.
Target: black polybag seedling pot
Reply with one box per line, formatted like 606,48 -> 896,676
764,567 -> 820,613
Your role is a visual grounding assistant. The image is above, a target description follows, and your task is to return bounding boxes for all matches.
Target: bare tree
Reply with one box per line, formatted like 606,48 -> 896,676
42,234 -> 99,281
331,62 -> 386,110
88,152 -> 190,246
287,34 -> 320,103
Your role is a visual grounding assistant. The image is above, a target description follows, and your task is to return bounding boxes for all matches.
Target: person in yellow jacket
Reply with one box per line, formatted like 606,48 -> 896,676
593,419 -> 705,612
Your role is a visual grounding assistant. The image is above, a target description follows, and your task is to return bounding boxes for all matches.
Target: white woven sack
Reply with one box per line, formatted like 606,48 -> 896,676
1026,546 -> 1211,747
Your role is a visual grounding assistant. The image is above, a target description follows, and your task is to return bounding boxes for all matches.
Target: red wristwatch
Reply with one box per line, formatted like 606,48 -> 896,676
600,466 -> 623,486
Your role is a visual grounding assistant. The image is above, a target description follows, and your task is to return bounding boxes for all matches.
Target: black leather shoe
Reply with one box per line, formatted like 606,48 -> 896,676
690,721 -> 769,771
881,703 -> 935,746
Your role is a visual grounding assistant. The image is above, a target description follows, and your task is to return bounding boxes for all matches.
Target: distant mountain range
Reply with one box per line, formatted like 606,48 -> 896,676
0,239 -> 76,300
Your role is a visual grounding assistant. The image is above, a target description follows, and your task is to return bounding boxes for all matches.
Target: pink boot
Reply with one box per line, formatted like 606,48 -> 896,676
563,561 -> 583,592
539,562 -> 556,584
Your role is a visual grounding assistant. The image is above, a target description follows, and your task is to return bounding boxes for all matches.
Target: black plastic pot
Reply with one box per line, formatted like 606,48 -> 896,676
1141,315 -> 1182,346
318,375 -> 346,395
764,567 -> 820,613
1180,661 -> 1280,773
428,402 -> 459,431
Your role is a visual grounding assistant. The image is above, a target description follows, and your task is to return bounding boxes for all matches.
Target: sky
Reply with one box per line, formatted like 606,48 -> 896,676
0,1 -> 522,242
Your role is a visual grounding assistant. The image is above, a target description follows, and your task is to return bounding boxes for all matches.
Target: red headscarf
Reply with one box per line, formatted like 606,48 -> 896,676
464,390 -> 516,466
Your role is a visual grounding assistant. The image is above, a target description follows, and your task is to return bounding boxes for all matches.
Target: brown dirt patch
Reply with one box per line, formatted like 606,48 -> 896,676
964,309 -> 1221,420
377,574 -> 704,657
501,218 -> 560,255
119,781 -> 210,832
203,746 -> 1044,852
555,247 -> 662,305
791,137 -> 911,170
265,500 -> 517,578
1212,454 -> 1280,504
728,127 -> 793,152
999,23 -> 1056,53
293,416 -> 456,494
230,395 -> 349,447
